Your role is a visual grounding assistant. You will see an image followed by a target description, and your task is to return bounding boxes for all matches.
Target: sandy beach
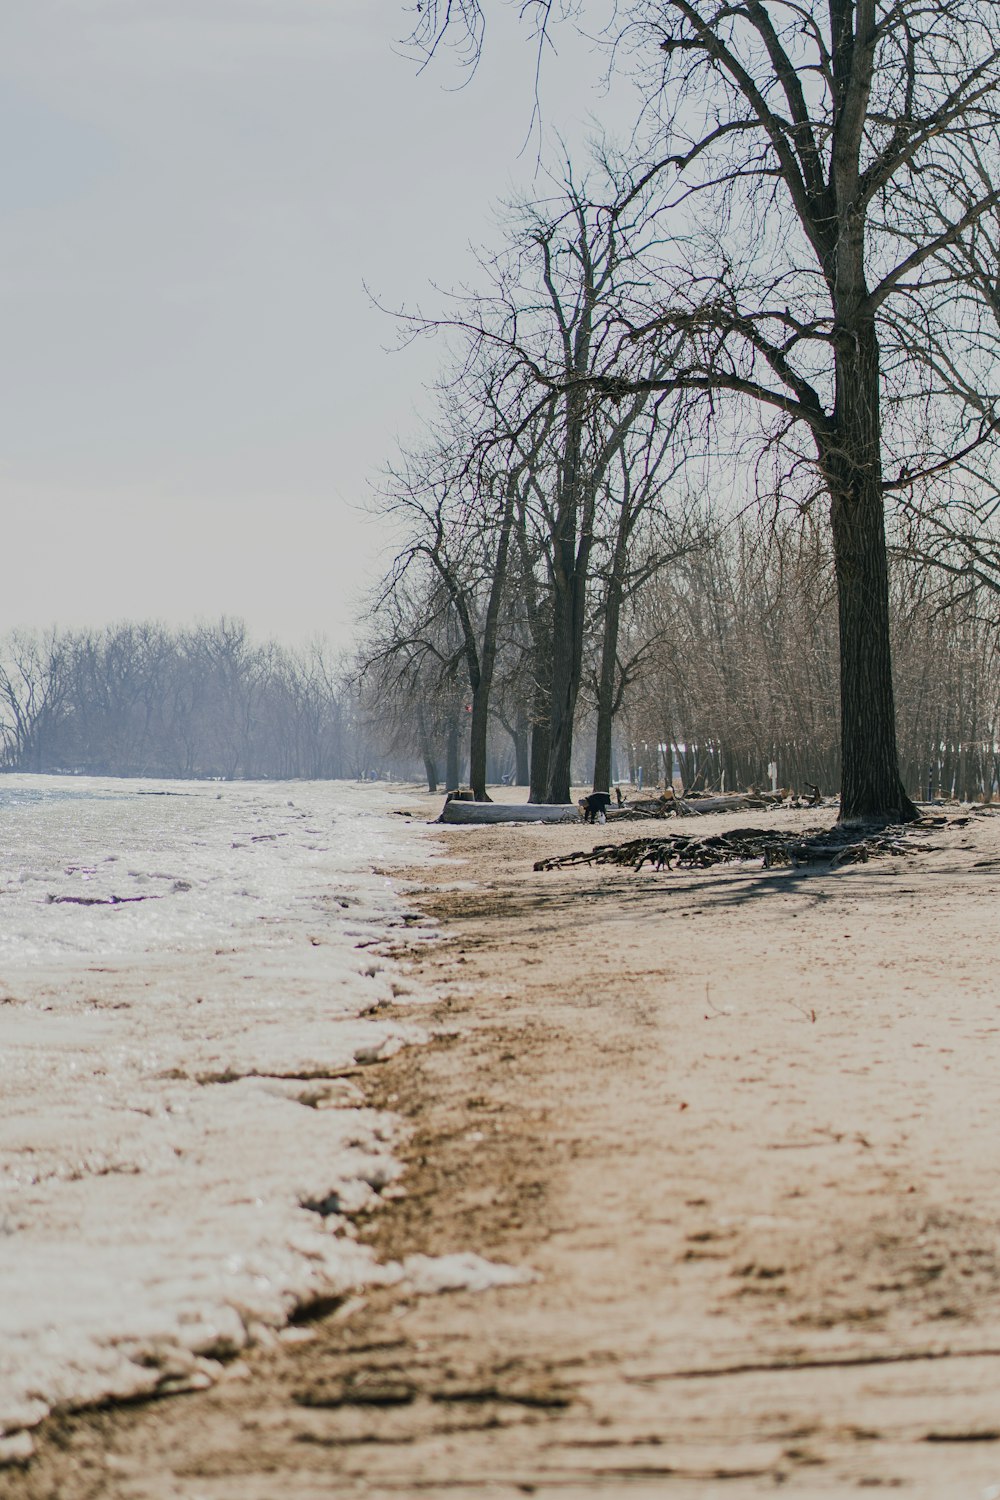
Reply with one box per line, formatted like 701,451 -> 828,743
9,788 -> 1000,1497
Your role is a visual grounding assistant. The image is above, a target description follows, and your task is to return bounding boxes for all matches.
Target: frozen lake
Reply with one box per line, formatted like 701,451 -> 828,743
0,776 -> 436,1457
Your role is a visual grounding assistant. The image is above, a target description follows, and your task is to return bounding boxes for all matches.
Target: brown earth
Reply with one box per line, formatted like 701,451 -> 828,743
10,798 -> 1000,1498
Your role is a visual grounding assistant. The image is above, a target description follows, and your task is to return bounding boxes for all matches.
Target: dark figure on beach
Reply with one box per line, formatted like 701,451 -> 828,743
578,792 -> 613,824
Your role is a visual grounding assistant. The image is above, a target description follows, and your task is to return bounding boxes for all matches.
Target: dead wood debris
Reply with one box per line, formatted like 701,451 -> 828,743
612,791 -> 793,822
46,893 -> 165,906
534,823 -> 937,875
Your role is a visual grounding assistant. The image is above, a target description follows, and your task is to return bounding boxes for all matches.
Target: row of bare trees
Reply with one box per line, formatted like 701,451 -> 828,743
360,173 -> 705,802
382,0 -> 1000,822
358,488 -> 1000,804
617,513 -> 1000,803
18,3 -> 998,809
0,620 -> 362,780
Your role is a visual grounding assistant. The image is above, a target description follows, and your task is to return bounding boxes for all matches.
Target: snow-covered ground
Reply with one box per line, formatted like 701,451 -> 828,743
0,776 -> 436,1452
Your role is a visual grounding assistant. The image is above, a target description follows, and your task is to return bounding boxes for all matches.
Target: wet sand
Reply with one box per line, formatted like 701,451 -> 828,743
9,793 -> 1000,1498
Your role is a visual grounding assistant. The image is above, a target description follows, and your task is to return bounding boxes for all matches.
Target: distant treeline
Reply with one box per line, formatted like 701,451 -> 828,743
0,620 -> 367,780
7,532 -> 1000,800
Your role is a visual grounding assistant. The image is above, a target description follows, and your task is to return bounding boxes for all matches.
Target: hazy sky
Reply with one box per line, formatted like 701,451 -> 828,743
0,1 -> 630,651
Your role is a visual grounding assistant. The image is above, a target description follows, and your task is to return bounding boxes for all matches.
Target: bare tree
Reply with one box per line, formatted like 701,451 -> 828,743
358,556 -> 472,790
594,1 -> 1000,820
618,510 -> 1000,804
585,399 -> 704,792
0,630 -> 70,771
405,167 -> 686,800
620,511 -> 841,792
372,371 -> 555,798
402,1 -> 564,67
404,0 -> 1000,823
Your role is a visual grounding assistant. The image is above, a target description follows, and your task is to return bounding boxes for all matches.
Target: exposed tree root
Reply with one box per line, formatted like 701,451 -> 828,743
534,823 -> 937,874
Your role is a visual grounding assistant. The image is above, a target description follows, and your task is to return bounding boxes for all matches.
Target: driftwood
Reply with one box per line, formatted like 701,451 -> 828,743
46,893 -> 164,906
438,800 -> 581,825
675,793 -> 780,816
438,787 -> 835,827
534,823 -> 935,874
612,790 -> 810,821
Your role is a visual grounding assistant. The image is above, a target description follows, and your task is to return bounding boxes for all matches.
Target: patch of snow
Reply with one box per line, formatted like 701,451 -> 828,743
400,1252 -> 538,1295
0,776 -> 437,1443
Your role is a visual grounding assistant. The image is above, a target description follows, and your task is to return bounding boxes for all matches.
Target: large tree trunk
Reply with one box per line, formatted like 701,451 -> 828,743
465,477 -> 516,801
823,320 -> 917,824
592,579 -> 622,794
511,497 -> 553,804
467,686 -> 491,801
523,592 -> 552,804
416,706 -> 438,793
445,717 -> 462,791
544,390 -> 595,804
544,580 -> 578,803
592,487 -> 640,794
528,684 -> 551,803
513,702 -> 530,786
544,396 -> 583,803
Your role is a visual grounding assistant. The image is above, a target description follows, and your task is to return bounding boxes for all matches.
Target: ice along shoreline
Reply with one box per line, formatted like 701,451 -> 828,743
0,775 -> 439,1462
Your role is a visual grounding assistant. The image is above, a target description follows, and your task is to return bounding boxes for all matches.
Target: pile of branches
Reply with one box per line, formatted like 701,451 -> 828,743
534,823 -> 935,874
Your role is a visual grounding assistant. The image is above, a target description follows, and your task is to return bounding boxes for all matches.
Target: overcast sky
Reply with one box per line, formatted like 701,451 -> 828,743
0,1 -> 631,651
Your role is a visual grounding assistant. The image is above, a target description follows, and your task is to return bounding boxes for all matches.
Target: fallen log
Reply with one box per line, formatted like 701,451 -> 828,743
437,800 -> 581,825
610,792 -> 780,821
673,794 -> 778,816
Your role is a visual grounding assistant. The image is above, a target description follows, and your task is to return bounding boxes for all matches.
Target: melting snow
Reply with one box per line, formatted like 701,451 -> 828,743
400,1253 -> 538,1296
0,775 -> 435,1448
